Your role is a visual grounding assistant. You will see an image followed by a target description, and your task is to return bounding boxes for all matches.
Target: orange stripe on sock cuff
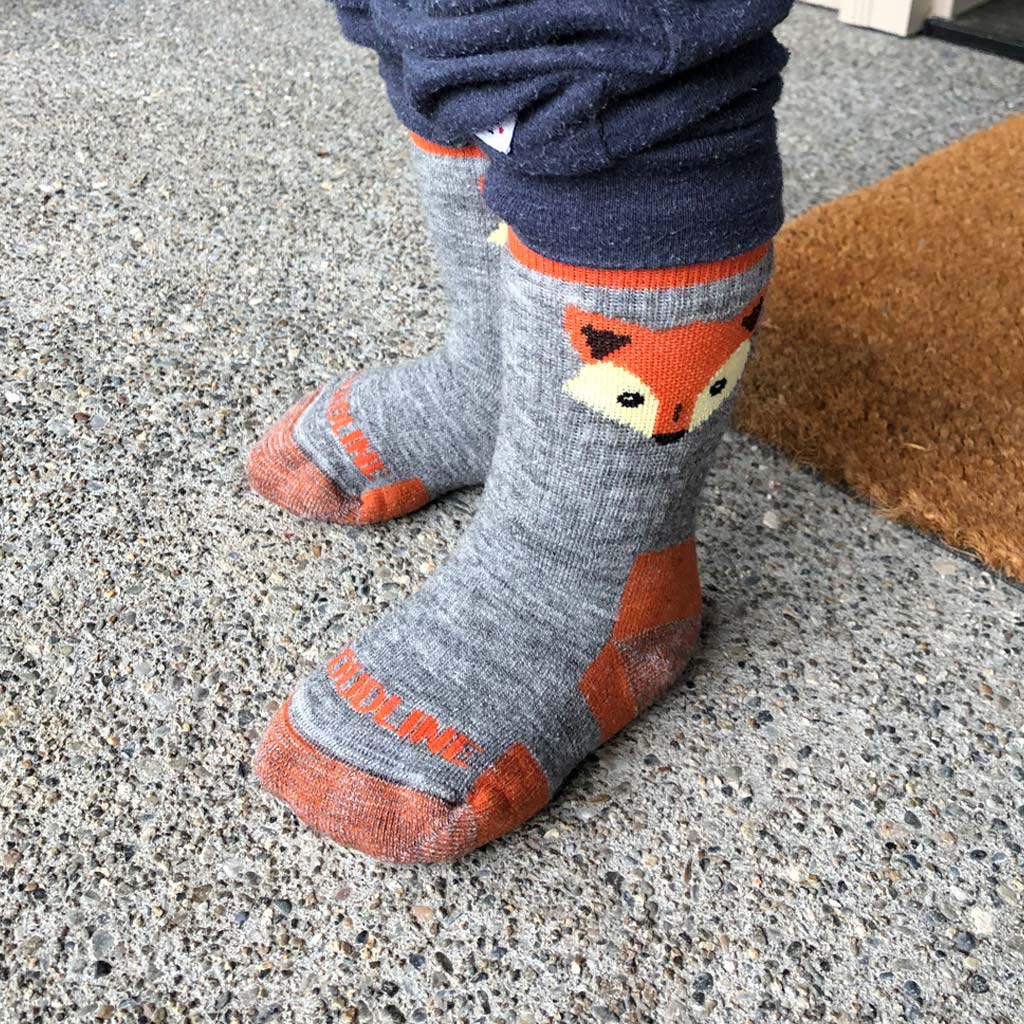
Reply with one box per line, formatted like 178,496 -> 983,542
507,228 -> 771,289
409,132 -> 485,159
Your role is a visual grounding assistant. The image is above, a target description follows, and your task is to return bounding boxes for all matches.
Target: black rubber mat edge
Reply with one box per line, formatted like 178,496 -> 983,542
923,17 -> 1024,62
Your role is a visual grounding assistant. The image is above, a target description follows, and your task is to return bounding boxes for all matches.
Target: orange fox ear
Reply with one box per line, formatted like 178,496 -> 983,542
564,306 -> 634,363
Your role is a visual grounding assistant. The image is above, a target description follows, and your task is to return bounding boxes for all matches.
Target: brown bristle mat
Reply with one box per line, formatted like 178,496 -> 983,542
736,115 -> 1024,582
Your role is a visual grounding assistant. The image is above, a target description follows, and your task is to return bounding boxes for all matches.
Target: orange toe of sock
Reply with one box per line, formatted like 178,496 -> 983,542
248,393 -> 433,525
253,698 -> 550,863
253,698 -> 477,863
357,477 -> 430,524
247,390 -> 360,523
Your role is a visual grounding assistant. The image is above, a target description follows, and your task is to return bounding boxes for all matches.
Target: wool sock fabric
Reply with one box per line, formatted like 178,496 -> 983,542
254,232 -> 772,862
247,133 -> 502,523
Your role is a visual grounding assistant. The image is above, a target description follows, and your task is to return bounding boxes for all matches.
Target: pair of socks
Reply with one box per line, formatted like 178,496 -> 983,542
248,133 -> 771,863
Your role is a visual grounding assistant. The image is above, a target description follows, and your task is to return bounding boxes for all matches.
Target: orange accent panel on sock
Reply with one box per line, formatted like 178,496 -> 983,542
247,390 -> 359,523
409,132 -> 485,159
616,616 -> 702,714
579,536 -> 703,742
508,228 -> 770,290
467,742 -> 549,848
612,536 -> 700,639
357,477 -> 430,524
255,698 -> 478,864
578,644 -> 637,743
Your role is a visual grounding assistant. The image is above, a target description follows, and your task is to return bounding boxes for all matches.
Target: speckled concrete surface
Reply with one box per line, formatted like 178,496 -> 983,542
2,3 -> 1023,1022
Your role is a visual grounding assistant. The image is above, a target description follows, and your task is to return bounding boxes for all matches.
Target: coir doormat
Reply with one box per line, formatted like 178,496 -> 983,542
736,115 -> 1024,582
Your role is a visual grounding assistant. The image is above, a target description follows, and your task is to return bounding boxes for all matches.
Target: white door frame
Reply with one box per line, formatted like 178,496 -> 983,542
800,0 -> 988,37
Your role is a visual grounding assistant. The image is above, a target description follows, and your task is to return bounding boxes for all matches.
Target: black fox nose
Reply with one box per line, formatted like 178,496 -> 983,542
653,429 -> 687,445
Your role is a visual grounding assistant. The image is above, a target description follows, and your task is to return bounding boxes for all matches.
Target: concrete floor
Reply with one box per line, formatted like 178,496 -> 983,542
2,2 -> 1023,1022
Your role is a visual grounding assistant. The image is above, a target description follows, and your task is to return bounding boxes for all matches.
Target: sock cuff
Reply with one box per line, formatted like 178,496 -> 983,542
506,228 -> 772,289
409,131 -> 485,159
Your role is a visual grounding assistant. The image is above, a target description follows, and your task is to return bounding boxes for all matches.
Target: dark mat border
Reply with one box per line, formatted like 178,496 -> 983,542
923,17 -> 1024,62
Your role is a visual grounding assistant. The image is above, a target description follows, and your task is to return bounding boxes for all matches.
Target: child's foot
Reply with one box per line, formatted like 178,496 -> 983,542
248,135 -> 501,524
254,232 -> 771,862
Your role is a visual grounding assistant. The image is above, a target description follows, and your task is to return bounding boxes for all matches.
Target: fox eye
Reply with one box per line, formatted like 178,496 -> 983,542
617,392 -> 644,408
709,378 -> 728,397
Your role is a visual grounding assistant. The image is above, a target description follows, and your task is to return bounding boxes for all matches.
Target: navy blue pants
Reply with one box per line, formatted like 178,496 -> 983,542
331,1 -> 794,268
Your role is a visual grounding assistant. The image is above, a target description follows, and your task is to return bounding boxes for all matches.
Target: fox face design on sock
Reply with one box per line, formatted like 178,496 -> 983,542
562,294 -> 765,443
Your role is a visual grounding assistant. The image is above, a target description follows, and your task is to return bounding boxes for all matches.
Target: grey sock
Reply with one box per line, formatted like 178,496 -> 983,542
255,231 -> 772,862
247,135 -> 501,524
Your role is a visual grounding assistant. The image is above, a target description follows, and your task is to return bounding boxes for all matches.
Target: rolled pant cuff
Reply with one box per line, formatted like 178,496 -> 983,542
482,121 -> 784,269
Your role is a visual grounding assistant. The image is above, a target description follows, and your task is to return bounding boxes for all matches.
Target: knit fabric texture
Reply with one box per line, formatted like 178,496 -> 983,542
254,233 -> 772,862
247,134 -> 503,522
